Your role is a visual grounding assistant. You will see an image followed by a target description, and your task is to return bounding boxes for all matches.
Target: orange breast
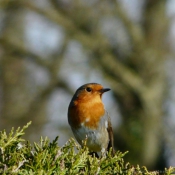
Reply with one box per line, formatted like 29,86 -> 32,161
68,100 -> 105,129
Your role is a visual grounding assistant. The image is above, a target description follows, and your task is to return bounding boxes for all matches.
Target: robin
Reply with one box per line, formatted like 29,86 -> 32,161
68,83 -> 115,157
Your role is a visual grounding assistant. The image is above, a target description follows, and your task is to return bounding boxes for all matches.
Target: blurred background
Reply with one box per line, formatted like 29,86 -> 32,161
0,0 -> 175,170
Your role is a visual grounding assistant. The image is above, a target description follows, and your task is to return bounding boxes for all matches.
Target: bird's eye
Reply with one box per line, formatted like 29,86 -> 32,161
86,87 -> 92,92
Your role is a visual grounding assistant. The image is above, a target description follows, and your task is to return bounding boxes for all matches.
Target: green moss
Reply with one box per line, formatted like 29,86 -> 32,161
0,122 -> 174,174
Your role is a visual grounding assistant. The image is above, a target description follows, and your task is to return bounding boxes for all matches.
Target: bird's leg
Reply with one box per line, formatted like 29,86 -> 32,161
101,148 -> 107,158
89,152 -> 99,158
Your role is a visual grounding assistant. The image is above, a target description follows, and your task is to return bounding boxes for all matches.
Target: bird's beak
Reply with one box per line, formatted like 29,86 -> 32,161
100,88 -> 111,93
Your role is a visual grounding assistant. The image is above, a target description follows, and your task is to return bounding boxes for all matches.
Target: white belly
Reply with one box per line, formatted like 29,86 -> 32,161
72,124 -> 109,152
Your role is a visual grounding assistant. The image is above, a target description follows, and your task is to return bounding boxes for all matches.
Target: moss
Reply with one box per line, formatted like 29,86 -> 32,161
0,122 -> 174,175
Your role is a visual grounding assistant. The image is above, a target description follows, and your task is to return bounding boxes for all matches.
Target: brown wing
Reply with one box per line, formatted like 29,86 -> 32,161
106,113 -> 115,156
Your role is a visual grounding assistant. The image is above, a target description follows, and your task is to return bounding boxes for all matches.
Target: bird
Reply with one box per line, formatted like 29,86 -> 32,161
68,83 -> 115,157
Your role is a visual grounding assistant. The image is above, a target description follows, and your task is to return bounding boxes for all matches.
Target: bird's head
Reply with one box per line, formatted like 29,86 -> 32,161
71,83 -> 110,105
